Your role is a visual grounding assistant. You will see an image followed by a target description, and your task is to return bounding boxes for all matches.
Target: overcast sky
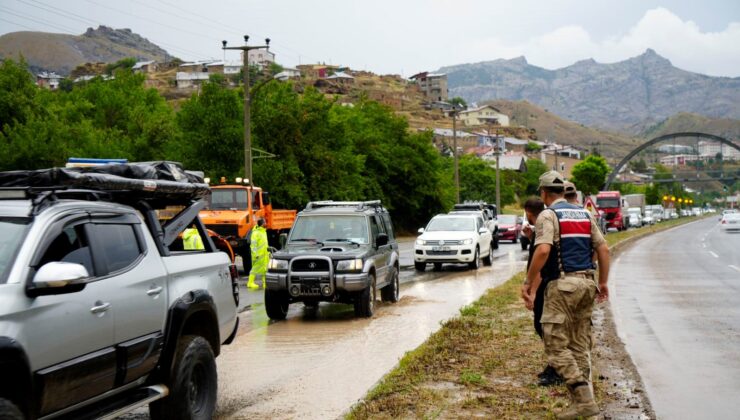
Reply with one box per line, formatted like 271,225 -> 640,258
1,0 -> 739,77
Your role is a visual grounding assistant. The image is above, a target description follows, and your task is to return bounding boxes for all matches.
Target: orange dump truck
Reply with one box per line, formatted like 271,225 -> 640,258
199,182 -> 296,272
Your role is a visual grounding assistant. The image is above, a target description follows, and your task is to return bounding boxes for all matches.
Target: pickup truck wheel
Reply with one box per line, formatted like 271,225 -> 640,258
414,261 -> 426,272
150,336 -> 217,420
0,398 -> 23,420
381,266 -> 399,303
265,289 -> 289,320
468,247 -> 480,270
354,274 -> 376,318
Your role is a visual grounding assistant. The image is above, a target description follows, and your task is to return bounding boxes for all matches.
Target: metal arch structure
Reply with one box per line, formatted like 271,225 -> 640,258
604,132 -> 740,191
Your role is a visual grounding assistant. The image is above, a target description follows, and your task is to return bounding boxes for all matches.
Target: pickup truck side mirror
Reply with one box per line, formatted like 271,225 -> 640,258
279,233 -> 288,249
28,262 -> 89,297
417,227 -> 425,234
376,233 -> 389,248
478,228 -> 489,235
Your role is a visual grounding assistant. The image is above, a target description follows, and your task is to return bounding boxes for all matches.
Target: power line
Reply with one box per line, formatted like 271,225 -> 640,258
0,6 -> 78,34
0,16 -> 36,32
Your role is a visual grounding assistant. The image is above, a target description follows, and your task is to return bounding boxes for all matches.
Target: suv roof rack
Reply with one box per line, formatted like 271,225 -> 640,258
305,200 -> 383,212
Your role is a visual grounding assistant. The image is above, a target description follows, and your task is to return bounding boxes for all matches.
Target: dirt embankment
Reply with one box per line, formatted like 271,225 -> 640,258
347,219 -> 705,419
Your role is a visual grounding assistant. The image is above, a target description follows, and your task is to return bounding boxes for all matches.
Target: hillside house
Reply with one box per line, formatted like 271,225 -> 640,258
297,64 -> 341,79
274,67 -> 301,81
326,71 -> 355,85
246,49 -> 275,68
176,72 -> 209,89
659,154 -> 701,166
409,72 -> 448,102
132,60 -> 157,73
36,72 -> 62,89
178,61 -> 212,73
539,151 -> 580,178
206,61 -> 242,74
458,105 -> 510,127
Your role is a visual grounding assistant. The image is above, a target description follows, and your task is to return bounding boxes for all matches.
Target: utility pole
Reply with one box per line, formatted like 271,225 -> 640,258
452,110 -> 460,203
488,123 -> 501,211
222,36 -> 270,184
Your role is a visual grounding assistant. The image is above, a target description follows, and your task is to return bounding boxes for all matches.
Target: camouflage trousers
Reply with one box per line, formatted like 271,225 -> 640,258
541,273 -> 597,386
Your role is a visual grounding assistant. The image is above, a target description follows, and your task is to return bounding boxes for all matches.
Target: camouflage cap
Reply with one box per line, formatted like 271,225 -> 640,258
538,170 -> 565,188
564,181 -> 577,194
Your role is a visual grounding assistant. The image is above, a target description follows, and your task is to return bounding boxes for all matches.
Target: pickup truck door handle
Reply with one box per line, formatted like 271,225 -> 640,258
147,286 -> 163,296
90,301 -> 111,314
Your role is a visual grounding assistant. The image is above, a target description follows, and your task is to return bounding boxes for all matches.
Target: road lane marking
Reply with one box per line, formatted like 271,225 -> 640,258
730,265 -> 740,272
702,243 -> 707,248
709,251 -> 719,259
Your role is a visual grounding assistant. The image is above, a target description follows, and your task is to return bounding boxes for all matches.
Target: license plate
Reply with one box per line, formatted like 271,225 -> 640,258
432,246 -> 450,251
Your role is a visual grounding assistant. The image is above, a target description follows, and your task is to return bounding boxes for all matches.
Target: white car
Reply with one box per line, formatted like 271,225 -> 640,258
720,213 -> 740,232
414,214 -> 493,271
642,210 -> 656,225
627,208 -> 642,228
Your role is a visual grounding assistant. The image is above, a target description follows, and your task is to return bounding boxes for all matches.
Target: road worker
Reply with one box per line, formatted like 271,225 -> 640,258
182,227 -> 204,250
248,218 -> 269,289
524,171 -> 610,420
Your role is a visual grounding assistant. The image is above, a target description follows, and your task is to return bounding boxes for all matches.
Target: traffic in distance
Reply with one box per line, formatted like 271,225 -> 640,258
0,161 -> 726,420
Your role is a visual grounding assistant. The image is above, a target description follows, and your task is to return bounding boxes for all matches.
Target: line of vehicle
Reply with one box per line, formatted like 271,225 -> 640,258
708,251 -> 719,259
729,265 -> 740,273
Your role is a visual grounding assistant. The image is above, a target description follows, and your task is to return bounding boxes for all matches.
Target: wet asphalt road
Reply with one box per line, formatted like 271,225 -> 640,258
124,239 -> 527,419
611,217 -> 740,420
217,245 -> 526,419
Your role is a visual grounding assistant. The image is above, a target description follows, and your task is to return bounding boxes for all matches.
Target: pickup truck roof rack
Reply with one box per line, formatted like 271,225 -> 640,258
305,200 -> 383,212
0,161 -> 209,214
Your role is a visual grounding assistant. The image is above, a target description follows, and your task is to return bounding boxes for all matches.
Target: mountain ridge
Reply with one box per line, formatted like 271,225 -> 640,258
440,49 -> 740,133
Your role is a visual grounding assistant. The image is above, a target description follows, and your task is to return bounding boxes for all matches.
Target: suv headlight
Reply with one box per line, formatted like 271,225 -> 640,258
462,238 -> 473,245
268,258 -> 288,270
337,258 -> 363,271
415,238 -> 425,245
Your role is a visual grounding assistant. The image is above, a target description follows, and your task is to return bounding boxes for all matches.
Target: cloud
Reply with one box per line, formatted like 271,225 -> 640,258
461,8 -> 740,77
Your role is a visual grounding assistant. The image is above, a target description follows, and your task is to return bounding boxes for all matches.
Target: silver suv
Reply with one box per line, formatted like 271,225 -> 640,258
265,201 -> 400,319
0,163 -> 238,420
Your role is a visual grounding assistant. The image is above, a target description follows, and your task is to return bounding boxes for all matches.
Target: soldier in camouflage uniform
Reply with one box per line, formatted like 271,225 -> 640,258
524,171 -> 610,420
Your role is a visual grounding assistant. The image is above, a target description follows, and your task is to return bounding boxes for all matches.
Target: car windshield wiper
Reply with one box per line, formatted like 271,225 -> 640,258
324,238 -> 361,246
290,238 -> 324,246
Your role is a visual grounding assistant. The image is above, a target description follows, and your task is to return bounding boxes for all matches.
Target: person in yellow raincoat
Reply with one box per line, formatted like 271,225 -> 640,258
182,227 -> 204,250
247,218 -> 269,289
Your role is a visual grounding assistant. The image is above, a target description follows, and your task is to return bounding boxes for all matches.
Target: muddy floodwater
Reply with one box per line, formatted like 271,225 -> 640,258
215,254 -> 525,419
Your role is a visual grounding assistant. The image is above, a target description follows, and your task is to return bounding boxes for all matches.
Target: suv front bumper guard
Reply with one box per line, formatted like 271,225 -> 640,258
266,256 -> 370,295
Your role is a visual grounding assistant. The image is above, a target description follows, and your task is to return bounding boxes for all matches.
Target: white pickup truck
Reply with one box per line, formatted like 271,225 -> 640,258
0,162 -> 238,420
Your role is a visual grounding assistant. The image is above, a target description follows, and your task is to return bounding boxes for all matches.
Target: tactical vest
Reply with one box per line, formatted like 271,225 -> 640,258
542,201 -> 595,278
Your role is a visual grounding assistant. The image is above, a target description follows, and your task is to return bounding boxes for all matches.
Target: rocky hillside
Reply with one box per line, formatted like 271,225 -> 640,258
484,100 -> 637,159
0,26 -> 171,75
441,50 -> 740,133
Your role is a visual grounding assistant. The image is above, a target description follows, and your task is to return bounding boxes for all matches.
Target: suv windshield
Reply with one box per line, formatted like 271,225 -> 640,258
0,218 -> 30,284
208,188 -> 248,210
426,217 -> 475,232
289,215 -> 369,245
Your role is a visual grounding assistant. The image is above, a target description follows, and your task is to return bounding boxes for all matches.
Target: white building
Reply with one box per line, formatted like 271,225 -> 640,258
176,72 -> 210,89
36,72 -> 62,89
246,49 -> 275,68
205,61 -> 242,74
698,140 -> 740,160
132,60 -> 157,73
659,154 -> 701,166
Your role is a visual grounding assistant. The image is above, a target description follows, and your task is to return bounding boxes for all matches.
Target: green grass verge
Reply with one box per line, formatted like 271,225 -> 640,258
347,215 -> 709,419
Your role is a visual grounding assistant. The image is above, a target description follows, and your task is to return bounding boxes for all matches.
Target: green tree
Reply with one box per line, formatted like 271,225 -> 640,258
525,141 -> 542,152
522,158 -> 549,196
570,155 -> 610,195
449,96 -> 467,109
0,58 -> 38,133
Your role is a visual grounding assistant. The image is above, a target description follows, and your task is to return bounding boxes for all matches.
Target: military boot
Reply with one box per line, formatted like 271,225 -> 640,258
556,383 -> 599,420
